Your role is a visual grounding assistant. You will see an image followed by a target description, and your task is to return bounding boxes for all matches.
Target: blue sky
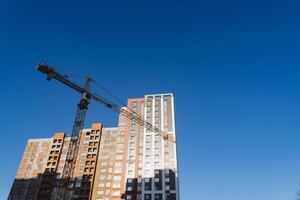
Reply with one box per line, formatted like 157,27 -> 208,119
1,0 -> 300,199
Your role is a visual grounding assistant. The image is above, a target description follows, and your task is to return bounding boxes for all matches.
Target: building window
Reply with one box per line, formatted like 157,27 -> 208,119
129,163 -> 134,168
100,168 -> 106,173
115,162 -> 122,167
129,149 -> 135,154
130,136 -> 135,141
145,194 -> 151,200
112,183 -> 121,188
113,176 -> 121,181
75,182 -> 81,187
112,190 -> 121,196
117,143 -> 124,147
97,190 -> 104,195
155,194 -> 162,200
165,169 -> 170,175
98,182 -> 105,187
128,170 -> 133,176
146,142 -> 150,148
126,195 -> 132,200
117,149 -> 124,153
145,170 -> 150,176
146,135 -> 151,141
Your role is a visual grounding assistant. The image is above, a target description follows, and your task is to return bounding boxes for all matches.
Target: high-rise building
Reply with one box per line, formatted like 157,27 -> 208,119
9,93 -> 179,200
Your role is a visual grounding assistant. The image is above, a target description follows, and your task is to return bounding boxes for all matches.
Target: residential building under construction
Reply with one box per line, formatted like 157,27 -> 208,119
9,93 -> 179,200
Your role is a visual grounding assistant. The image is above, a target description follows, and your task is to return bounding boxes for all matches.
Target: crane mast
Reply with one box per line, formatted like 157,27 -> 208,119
36,62 -> 176,199
58,77 -> 91,199
37,64 -> 92,199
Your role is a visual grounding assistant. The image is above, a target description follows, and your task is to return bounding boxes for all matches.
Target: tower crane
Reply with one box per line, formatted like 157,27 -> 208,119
36,62 -> 176,199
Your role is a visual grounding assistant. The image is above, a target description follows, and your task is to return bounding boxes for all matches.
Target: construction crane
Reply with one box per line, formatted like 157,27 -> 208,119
36,62 -> 176,199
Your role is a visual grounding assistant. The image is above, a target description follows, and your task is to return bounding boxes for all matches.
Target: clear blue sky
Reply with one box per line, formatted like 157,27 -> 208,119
1,0 -> 300,199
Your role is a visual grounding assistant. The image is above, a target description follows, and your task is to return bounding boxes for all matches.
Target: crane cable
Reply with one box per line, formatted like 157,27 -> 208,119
91,79 -> 129,109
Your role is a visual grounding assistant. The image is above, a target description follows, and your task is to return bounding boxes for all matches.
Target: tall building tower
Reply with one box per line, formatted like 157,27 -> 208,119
122,93 -> 179,200
9,93 -> 179,200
